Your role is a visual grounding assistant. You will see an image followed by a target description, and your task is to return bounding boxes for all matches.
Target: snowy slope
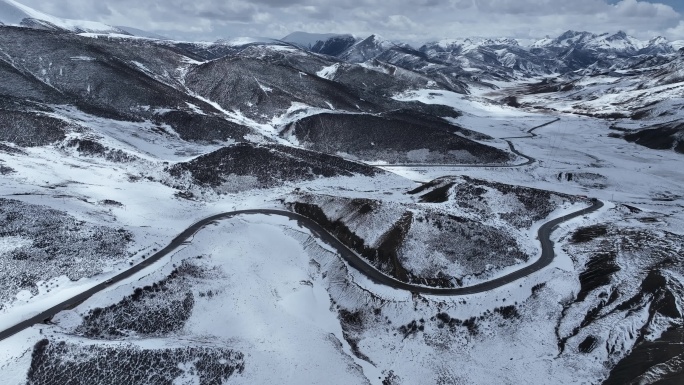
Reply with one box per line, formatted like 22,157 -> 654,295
0,0 -> 124,33
511,50 -> 684,121
339,34 -> 398,63
0,17 -> 683,385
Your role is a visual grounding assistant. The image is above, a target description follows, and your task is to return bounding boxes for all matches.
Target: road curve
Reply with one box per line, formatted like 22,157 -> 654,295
370,118 -> 560,169
0,199 -> 603,342
0,117 -> 589,342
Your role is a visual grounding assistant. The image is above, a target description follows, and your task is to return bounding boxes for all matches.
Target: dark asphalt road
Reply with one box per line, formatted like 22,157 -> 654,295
371,118 -> 560,169
0,117 -> 598,342
0,199 -> 603,342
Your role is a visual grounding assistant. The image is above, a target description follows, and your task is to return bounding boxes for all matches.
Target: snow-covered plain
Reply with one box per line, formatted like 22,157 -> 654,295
388,88 -> 684,234
53,216 -> 380,384
0,32 -> 682,383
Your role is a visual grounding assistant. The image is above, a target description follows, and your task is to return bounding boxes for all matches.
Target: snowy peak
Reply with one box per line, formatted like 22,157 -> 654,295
339,34 -> 397,63
0,0 -> 123,34
356,34 -> 395,50
608,30 -> 628,40
538,30 -> 673,55
428,37 -> 520,54
641,36 -> 674,55
553,30 -> 597,47
282,31 -> 358,56
585,31 -> 645,52
187,28 -> 679,82
648,36 -> 669,46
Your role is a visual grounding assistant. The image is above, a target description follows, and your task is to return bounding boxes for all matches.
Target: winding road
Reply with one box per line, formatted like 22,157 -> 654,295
0,117 -> 603,342
371,118 -> 560,168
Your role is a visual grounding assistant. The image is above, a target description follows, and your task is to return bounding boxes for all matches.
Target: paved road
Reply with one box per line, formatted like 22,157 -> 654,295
370,118 -> 560,168
1,117 -> 599,341
0,200 -> 603,342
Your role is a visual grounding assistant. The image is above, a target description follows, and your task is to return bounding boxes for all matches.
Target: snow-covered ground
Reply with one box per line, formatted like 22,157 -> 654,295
0,200 -> 614,385
386,88 -> 683,233
0,73 -> 682,383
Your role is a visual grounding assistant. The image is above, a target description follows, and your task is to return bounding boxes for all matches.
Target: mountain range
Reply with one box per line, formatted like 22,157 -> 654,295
0,1 -> 683,385
1,0 -> 680,82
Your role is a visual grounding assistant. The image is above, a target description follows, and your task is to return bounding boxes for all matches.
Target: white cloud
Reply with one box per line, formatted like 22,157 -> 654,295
613,0 -> 678,17
666,20 -> 684,40
382,15 -> 418,30
13,0 -> 684,43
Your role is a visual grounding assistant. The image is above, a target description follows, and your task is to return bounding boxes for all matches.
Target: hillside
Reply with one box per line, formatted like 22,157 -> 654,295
0,3 -> 682,384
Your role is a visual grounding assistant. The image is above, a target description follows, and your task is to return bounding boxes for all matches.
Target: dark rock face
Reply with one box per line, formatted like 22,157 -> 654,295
578,335 -> 599,353
168,143 -> 379,190
311,35 -> 358,56
622,121 -> 684,154
339,35 -> 394,63
603,327 -> 684,385
184,56 -> 379,122
152,110 -> 252,143
576,252 -> 620,302
287,200 -> 418,285
0,27 -> 255,143
284,111 -> 507,164
571,224 -> 609,243
287,192 -> 529,288
561,224 -> 684,378
0,58 -> 64,103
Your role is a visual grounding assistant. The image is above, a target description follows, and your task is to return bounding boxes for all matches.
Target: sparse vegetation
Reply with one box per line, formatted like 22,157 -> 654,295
27,339 -> 244,385
168,143 -> 379,192
0,199 -> 132,304
285,110 -> 505,164
571,224 -> 608,243
76,261 -> 210,338
288,191 -> 532,287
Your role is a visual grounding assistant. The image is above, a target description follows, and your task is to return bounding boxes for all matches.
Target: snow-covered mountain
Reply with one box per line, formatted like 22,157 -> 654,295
0,3 -> 683,384
0,0 -> 164,38
286,30 -> 678,84
531,30 -> 667,54
0,0 -> 124,33
418,30 -> 676,79
339,34 -> 401,63
512,47 -> 684,122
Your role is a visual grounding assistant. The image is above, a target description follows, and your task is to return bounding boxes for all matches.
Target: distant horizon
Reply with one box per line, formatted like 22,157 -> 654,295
6,0 -> 684,44
280,29 -> 684,48
148,29 -> 684,48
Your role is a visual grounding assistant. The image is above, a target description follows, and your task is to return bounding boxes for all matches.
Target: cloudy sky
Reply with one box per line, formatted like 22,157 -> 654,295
16,0 -> 684,43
